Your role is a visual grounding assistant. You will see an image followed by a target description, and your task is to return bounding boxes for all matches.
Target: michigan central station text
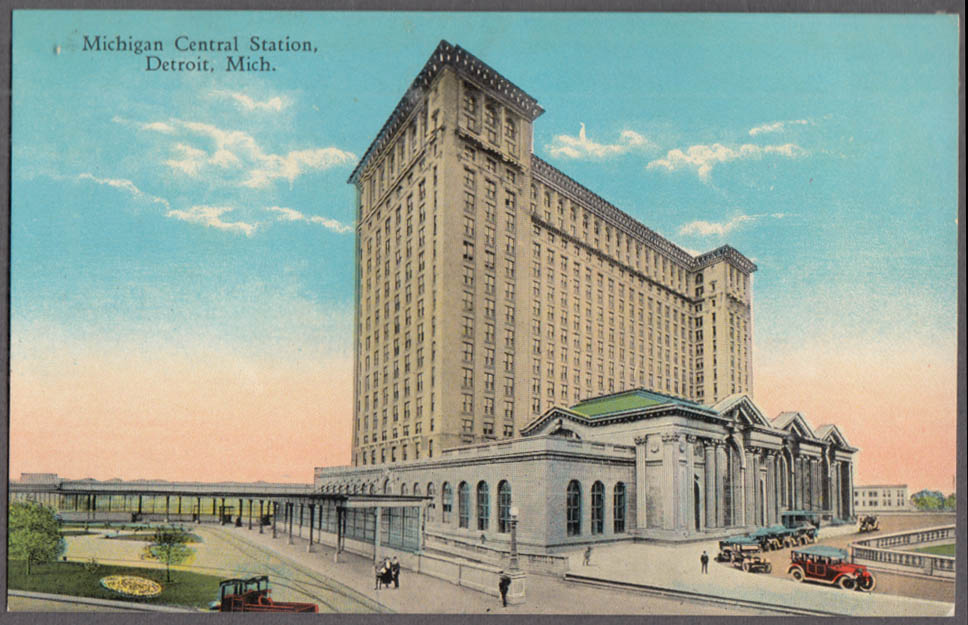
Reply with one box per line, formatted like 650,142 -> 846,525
81,35 -> 318,72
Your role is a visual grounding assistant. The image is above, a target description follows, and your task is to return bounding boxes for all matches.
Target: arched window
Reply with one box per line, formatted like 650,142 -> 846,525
383,478 -> 390,494
368,483 -> 375,495
591,481 -> 604,534
477,481 -> 490,531
441,483 -> 452,523
426,483 -> 436,522
567,480 -> 582,536
497,480 -> 512,533
401,483 -> 409,495
613,482 -> 626,534
413,482 -> 421,496
458,482 -> 470,528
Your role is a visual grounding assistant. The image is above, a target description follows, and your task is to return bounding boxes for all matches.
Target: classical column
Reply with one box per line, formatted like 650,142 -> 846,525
715,442 -> 727,527
259,500 -> 264,534
744,449 -> 755,527
704,441 -> 716,529
634,436 -> 649,531
847,462 -> 855,518
684,435 -> 696,531
661,433 -> 680,530
765,451 -> 777,524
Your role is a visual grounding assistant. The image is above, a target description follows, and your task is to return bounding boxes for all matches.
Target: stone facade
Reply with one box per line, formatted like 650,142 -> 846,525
317,389 -> 857,550
347,41 -> 757,468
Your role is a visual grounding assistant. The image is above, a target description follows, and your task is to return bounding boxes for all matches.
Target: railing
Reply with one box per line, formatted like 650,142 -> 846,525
849,525 -> 955,580
424,532 -> 569,575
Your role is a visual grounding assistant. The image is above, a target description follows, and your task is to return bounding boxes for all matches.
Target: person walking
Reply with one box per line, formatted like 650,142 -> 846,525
700,550 -> 709,574
498,571 -> 511,607
391,556 -> 401,588
583,546 -> 593,566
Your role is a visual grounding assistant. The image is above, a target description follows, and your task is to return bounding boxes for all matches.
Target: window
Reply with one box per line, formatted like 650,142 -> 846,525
458,482 -> 470,528
567,480 -> 581,536
441,482 -> 452,523
477,482 -> 490,530
591,481 -> 604,534
498,480 -> 512,533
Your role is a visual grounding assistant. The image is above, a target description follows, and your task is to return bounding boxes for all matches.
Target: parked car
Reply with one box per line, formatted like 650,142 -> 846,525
787,545 -> 876,591
858,515 -> 879,532
717,536 -> 773,573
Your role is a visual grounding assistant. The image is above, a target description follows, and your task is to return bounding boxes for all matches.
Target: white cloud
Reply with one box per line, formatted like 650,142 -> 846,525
166,205 -> 257,237
154,119 -> 355,188
211,89 -> 290,112
111,116 -> 176,134
646,143 -> 806,182
678,212 -> 790,237
76,173 -> 170,210
164,143 -> 208,176
266,206 -> 353,234
749,119 -> 808,136
546,123 -> 652,159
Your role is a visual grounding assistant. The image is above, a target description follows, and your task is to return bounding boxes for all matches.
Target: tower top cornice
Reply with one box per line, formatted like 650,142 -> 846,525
348,40 -> 544,185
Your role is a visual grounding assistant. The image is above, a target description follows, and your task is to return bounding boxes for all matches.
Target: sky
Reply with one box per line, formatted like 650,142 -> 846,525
9,12 -> 960,492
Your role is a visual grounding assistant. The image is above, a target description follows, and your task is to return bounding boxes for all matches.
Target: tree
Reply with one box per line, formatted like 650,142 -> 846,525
141,525 -> 194,582
7,501 -> 66,575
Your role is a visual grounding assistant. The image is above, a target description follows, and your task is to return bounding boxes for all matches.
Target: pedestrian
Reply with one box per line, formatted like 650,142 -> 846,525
701,550 -> 709,574
498,571 -> 511,607
583,546 -> 592,566
391,555 -> 401,588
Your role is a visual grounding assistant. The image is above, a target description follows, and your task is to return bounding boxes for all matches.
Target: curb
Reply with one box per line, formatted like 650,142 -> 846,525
7,589 -> 197,612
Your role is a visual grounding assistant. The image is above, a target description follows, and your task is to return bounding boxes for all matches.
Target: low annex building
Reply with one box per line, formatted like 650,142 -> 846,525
316,389 -> 857,552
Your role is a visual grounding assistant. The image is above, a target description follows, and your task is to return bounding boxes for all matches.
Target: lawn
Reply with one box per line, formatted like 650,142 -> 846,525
913,543 -> 955,557
7,559 -> 222,609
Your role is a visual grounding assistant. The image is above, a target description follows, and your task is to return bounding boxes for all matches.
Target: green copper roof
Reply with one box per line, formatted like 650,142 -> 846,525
569,389 -> 707,418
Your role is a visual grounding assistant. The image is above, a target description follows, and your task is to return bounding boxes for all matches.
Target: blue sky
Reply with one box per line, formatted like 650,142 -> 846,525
9,12 -> 959,486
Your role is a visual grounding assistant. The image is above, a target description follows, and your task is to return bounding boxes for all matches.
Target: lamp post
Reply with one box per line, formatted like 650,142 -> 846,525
509,506 -> 519,571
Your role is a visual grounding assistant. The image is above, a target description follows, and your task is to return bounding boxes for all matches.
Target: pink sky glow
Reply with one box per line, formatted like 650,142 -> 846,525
8,335 -> 958,494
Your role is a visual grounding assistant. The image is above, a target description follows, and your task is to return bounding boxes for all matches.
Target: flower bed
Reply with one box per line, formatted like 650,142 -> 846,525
99,575 -> 163,598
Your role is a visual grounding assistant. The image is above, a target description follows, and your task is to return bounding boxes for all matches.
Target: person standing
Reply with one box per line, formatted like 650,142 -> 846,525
498,572 -> 511,607
583,546 -> 593,566
391,556 -> 401,588
700,550 -> 709,574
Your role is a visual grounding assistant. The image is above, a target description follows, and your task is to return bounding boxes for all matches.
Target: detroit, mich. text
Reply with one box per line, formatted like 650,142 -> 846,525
81,35 -> 319,72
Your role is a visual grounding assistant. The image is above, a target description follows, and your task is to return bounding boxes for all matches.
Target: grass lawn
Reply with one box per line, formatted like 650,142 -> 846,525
58,530 -> 98,537
7,559 -> 222,609
913,543 -> 955,557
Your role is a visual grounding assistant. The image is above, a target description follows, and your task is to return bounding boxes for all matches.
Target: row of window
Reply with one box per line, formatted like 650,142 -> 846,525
567,480 -> 627,536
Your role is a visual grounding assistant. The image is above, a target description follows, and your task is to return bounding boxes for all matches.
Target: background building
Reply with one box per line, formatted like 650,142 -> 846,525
348,41 -> 756,467
853,484 -> 910,512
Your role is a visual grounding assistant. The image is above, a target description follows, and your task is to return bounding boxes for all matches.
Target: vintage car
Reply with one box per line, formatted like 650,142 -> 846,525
717,536 -> 773,573
787,545 -> 876,591
858,515 -> 880,532
748,525 -> 794,551
781,510 -> 820,544
717,535 -> 761,562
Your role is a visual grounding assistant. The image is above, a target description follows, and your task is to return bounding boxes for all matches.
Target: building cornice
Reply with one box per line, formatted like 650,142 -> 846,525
532,155 -> 756,275
349,40 -> 543,185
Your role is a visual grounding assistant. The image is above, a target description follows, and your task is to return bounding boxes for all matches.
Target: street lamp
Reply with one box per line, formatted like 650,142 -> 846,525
509,506 -> 519,571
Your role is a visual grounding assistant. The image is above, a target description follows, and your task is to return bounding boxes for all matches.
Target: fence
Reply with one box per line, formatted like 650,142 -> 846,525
849,525 -> 955,580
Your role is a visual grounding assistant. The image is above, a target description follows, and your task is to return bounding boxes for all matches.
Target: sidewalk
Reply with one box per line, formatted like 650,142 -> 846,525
211,524 -> 772,615
567,540 -> 954,617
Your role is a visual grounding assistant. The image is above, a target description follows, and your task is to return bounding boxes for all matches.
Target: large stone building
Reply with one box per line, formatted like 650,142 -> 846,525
317,389 -> 857,550
348,41 -> 755,468
318,41 -> 858,553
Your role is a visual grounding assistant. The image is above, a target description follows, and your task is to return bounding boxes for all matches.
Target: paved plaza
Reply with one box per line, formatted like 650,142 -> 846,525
22,515 -> 956,616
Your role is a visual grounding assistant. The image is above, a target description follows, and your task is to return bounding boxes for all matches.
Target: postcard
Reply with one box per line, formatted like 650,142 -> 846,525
5,9 -> 960,618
